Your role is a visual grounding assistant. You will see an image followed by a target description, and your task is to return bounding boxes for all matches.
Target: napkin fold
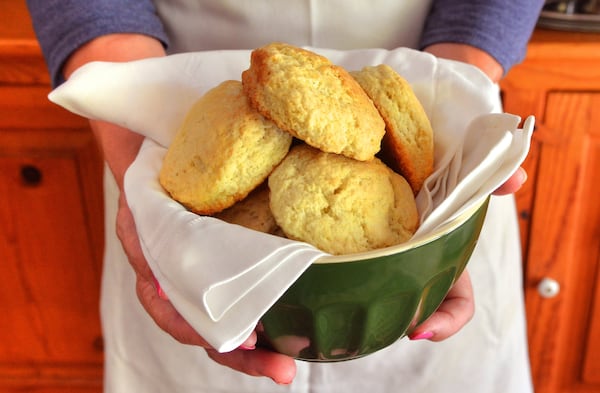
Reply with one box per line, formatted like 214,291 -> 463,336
414,113 -> 534,237
48,47 -> 534,352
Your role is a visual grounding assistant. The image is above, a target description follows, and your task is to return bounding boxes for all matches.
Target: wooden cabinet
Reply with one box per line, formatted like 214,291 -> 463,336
0,2 -> 104,392
501,29 -> 600,393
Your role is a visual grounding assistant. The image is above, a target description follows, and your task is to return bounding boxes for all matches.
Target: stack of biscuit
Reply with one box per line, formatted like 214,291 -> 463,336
159,43 -> 434,255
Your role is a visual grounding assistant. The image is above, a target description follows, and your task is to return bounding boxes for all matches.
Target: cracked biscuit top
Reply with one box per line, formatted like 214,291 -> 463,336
268,144 -> 418,255
242,42 -> 385,161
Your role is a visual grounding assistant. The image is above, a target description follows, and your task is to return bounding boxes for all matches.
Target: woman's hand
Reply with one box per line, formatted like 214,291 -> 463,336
116,190 -> 297,384
492,167 -> 527,195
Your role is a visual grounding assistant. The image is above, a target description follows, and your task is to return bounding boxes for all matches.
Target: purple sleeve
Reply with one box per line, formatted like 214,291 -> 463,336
420,0 -> 545,74
26,0 -> 169,87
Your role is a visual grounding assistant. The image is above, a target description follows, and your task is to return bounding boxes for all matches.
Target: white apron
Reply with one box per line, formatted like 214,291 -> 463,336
100,2 -> 533,392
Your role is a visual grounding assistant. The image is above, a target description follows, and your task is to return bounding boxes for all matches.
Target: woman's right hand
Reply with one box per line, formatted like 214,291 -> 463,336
116,184 -> 297,385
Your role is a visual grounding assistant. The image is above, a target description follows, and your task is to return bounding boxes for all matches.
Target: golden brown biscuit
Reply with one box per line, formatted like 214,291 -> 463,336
268,144 -> 419,255
351,64 -> 434,194
159,80 -> 293,215
214,183 -> 281,234
242,43 -> 385,161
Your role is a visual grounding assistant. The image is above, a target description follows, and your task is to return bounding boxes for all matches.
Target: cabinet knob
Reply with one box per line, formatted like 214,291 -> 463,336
20,164 -> 43,186
537,278 -> 560,298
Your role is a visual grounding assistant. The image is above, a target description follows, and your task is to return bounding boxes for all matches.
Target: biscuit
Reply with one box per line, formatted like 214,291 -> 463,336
159,80 -> 293,215
351,64 -> 434,194
214,182 -> 281,234
268,144 -> 418,255
242,42 -> 385,161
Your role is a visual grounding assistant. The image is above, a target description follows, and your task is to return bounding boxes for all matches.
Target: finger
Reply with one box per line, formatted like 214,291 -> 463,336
492,167 -> 527,195
115,193 -> 155,281
136,273 -> 211,347
152,276 -> 169,300
238,331 -> 258,350
206,347 -> 297,385
115,190 -> 208,346
409,271 -> 474,342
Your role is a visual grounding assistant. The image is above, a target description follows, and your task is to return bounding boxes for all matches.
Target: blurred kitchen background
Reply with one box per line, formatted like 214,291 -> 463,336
538,0 -> 600,31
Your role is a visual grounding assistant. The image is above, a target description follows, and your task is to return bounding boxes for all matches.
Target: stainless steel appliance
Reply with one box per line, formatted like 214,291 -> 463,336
538,0 -> 600,32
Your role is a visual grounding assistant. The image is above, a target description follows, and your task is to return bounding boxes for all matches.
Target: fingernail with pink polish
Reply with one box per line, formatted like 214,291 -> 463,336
153,277 -> 168,300
238,343 -> 256,350
409,331 -> 434,340
238,332 -> 257,350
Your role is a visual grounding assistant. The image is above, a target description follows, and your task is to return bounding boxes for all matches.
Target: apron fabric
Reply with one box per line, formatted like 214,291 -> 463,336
100,2 -> 533,392
153,0 -> 432,54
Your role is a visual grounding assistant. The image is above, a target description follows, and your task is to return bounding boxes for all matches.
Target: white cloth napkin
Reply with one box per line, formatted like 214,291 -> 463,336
48,47 -> 534,352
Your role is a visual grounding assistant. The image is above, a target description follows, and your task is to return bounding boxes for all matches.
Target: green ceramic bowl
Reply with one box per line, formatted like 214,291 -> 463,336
258,197 -> 489,361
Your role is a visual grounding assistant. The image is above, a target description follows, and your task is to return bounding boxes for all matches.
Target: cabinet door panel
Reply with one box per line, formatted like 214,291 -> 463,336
0,129 -> 103,390
525,92 -> 600,392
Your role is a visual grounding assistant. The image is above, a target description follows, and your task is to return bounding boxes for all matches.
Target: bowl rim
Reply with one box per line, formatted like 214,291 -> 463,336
314,196 -> 488,264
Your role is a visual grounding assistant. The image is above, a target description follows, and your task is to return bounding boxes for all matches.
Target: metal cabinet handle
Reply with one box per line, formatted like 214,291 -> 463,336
537,277 -> 560,298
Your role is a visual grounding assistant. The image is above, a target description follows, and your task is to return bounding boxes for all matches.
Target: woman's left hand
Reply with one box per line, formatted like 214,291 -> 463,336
408,270 -> 474,341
